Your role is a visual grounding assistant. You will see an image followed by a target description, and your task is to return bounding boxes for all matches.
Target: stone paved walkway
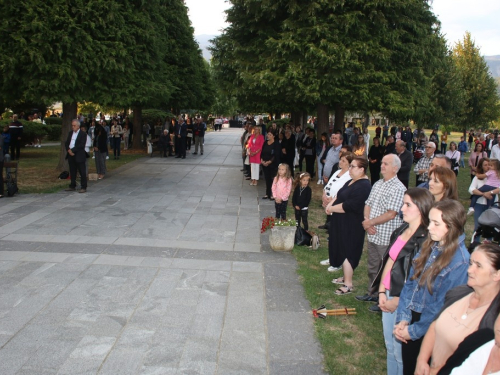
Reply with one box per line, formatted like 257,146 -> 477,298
0,129 -> 326,375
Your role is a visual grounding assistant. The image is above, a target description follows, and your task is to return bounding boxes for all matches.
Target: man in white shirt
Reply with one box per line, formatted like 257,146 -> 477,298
64,120 -> 88,193
490,135 -> 500,160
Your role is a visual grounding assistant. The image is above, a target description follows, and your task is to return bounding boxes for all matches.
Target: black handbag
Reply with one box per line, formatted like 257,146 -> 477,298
295,226 -> 312,246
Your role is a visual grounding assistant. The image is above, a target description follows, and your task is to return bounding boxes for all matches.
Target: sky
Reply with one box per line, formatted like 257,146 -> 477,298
184,0 -> 500,56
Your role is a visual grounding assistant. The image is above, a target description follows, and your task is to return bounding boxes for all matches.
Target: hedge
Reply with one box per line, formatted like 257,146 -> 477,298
0,119 -> 62,144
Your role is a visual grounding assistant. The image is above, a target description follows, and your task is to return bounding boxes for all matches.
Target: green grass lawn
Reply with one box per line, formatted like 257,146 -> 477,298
7,146 -> 147,194
289,126 -> 477,374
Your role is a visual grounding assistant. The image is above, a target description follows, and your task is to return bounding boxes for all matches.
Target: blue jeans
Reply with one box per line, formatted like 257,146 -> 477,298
460,152 -> 465,168
473,203 -> 490,241
112,137 -> 121,157
316,155 -> 323,180
382,291 -> 403,375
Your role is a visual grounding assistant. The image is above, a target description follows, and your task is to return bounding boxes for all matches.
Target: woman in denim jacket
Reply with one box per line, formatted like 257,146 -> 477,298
372,188 -> 434,375
394,200 -> 470,375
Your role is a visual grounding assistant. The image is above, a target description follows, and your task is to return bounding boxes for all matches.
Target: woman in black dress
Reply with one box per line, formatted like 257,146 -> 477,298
260,131 -> 281,199
368,136 -> 384,185
281,129 -> 296,174
325,156 -> 372,295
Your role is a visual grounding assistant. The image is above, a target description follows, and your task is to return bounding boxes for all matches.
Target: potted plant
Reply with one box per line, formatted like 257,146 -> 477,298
261,217 -> 297,251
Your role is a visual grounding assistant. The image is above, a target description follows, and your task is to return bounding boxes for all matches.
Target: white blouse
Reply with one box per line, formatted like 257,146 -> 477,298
450,340 -> 500,375
324,169 -> 352,198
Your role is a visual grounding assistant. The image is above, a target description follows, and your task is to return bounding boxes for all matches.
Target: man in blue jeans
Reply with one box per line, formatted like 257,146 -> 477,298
457,136 -> 468,168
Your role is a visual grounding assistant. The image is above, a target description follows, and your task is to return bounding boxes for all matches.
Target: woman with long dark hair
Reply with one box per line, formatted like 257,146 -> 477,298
394,200 -> 470,375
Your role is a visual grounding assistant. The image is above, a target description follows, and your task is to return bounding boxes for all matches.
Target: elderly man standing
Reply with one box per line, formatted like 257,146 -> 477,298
65,120 -> 88,193
9,114 -> 23,160
395,140 -> 413,189
322,133 -> 343,183
417,154 -> 452,189
356,154 -> 405,305
413,141 -> 436,186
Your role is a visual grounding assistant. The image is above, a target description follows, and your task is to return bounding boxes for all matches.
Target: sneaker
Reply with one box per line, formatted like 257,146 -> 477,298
317,180 -> 322,185
355,294 -> 379,303
106,156 -> 109,160
320,259 -> 330,266
327,266 -> 341,272
368,304 -> 382,313
92,156 -> 95,159
467,207 -> 475,216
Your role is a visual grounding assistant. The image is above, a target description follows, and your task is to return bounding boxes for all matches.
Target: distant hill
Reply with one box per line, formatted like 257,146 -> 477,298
485,56 -> 500,78
195,34 -> 216,61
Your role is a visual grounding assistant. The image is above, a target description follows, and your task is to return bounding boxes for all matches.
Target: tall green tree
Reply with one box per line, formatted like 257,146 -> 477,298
0,0 -> 173,166
211,0 -> 441,135
452,32 -> 500,131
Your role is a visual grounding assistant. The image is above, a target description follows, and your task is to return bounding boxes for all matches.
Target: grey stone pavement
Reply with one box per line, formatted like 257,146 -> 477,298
0,128 -> 326,375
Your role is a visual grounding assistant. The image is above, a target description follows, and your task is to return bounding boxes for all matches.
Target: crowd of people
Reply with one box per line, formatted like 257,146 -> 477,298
244,121 -> 500,375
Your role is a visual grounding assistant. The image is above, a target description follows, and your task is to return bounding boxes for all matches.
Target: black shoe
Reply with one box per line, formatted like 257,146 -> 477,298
240,169 -> 245,171
201,153 -> 203,155
262,196 -> 269,199
175,156 -> 181,158
355,294 -> 379,303
65,187 -> 76,192
181,156 -> 185,159
318,224 -> 328,230
193,152 -> 198,155
245,177 -> 251,180
368,304 -> 382,313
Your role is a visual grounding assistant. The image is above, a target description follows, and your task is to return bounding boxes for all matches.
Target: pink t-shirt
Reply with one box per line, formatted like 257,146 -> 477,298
382,237 -> 407,290
486,170 -> 500,188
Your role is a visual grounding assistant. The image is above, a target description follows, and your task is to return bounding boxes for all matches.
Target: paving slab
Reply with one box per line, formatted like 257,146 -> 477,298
0,129 -> 326,374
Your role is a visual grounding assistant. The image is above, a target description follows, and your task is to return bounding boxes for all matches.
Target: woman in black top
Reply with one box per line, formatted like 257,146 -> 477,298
93,124 -> 108,179
281,129 -> 296,175
260,131 -> 281,199
186,118 -> 193,151
368,137 -> 384,185
303,128 -> 317,178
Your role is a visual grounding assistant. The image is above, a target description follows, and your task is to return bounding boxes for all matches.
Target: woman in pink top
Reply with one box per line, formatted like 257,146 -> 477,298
372,188 -> 434,375
246,126 -> 265,186
271,163 -> 293,219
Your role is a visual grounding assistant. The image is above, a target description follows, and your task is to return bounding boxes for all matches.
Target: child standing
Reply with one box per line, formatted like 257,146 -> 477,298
292,172 -> 312,230
468,159 -> 500,214
272,163 -> 293,220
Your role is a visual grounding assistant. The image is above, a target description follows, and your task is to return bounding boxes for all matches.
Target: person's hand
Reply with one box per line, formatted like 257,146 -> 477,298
393,322 -> 410,344
414,357 -> 431,375
484,192 -> 493,200
366,227 -> 377,235
177,134 -> 180,138
282,149 -> 286,154
275,198 -> 282,204
381,296 -> 399,313
362,218 -> 372,230
378,292 -> 388,310
323,176 -> 328,184
295,206 -> 300,210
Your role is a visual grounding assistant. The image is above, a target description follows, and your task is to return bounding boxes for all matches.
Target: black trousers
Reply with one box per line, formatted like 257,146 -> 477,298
68,155 -> 87,189
176,136 -> 186,157
286,154 -> 295,176
305,155 -> 315,177
10,139 -> 20,160
369,163 -> 381,185
402,311 -> 423,375
295,209 -> 308,230
298,151 -> 305,171
275,200 -> 288,220
262,165 -> 277,198
186,135 -> 192,150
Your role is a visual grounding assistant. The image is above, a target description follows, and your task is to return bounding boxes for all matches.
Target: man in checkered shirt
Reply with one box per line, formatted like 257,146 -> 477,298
356,154 -> 406,305
413,141 -> 436,185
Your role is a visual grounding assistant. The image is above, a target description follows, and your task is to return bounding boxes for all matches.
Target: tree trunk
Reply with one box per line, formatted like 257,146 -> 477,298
132,105 -> 143,149
275,112 -> 281,120
56,102 -> 77,171
334,104 -> 345,133
302,112 -> 308,128
316,103 -> 329,135
363,112 -> 370,130
291,111 -> 302,127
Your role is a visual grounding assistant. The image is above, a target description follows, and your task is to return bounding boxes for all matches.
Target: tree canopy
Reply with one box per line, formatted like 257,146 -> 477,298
452,32 -> 500,131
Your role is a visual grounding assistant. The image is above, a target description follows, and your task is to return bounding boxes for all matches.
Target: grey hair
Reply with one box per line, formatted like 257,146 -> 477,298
385,153 -> 401,172
433,154 -> 452,168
